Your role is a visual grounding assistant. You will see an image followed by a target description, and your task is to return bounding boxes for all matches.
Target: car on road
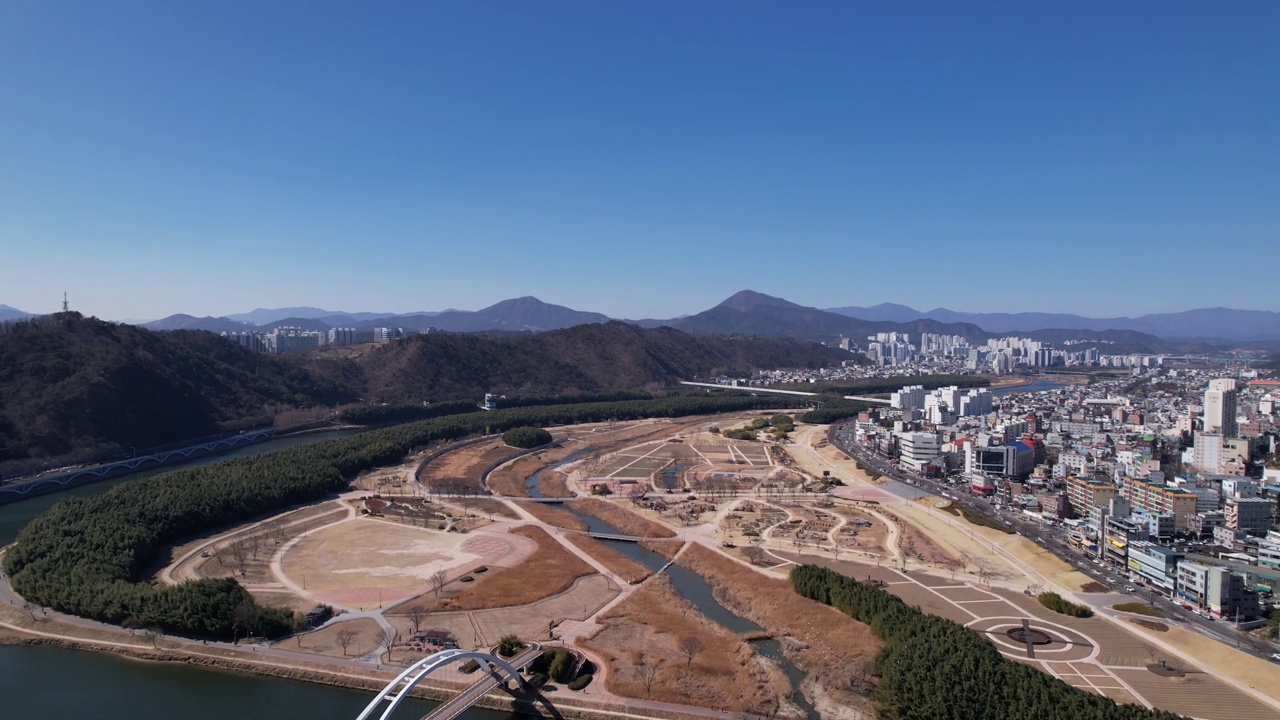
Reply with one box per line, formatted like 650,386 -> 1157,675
1270,653 -> 1280,662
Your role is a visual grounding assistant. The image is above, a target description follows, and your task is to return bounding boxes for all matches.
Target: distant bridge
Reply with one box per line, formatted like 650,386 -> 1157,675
678,381 -> 891,405
355,645 -> 540,720
0,430 -> 276,500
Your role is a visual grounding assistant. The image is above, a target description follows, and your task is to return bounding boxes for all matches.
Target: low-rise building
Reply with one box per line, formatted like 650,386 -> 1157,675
1127,541 -> 1182,596
1226,496 -> 1274,536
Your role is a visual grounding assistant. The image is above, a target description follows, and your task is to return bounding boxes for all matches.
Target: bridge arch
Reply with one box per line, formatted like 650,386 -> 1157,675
355,649 -> 527,720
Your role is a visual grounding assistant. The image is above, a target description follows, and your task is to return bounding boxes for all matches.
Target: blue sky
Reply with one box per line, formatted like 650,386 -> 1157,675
2,2 -> 1276,321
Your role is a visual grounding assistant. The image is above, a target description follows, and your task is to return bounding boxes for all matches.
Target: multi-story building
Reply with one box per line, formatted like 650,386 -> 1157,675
1177,561 -> 1259,619
221,330 -> 266,352
1192,432 -> 1224,474
266,327 -> 325,354
1187,511 -> 1225,540
1132,509 -> 1175,542
1203,378 -> 1238,437
1127,541 -> 1182,596
890,385 -> 925,410
1067,476 -> 1119,518
898,432 -> 942,473
1103,515 -> 1147,568
1225,496 -> 1274,536
1121,477 -> 1198,531
327,327 -> 357,346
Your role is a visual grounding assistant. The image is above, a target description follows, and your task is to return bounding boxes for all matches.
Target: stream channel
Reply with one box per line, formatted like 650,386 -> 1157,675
531,457 -> 820,720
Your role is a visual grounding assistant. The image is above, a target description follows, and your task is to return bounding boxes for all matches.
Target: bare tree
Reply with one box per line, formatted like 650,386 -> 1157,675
633,656 -> 660,697
677,636 -> 704,666
406,605 -> 428,635
143,626 -> 161,649
430,569 -> 447,598
974,558 -> 992,587
380,628 -> 398,662
247,532 -> 264,560
230,537 -> 251,577
21,601 -> 36,621
336,629 -> 360,656
956,551 -> 972,574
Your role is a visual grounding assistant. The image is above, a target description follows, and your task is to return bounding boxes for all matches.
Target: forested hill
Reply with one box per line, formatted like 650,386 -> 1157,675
0,317 -> 848,471
0,314 -> 353,470
330,321 -> 855,402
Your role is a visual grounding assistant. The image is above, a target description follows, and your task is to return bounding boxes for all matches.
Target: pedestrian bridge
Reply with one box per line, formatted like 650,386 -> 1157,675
355,645 -> 540,720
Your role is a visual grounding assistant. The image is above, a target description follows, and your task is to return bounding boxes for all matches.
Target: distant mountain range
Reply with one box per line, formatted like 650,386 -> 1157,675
0,305 -> 33,322
827,303 -> 1280,342
7,294 -> 1278,344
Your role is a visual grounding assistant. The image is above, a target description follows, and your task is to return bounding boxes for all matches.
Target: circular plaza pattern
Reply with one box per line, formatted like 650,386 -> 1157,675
965,616 -> 1097,662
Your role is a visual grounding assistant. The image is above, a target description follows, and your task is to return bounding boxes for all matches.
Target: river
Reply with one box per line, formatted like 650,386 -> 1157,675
545,498 -> 820,719
990,379 -> 1071,396
0,428 -> 511,720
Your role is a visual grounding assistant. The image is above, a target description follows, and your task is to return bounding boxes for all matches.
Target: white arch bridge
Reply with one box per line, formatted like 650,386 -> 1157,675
356,645 -> 541,720
0,430 -> 276,499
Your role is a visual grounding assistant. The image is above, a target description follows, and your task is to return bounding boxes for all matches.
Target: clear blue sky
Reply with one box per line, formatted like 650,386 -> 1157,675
2,2 -> 1276,321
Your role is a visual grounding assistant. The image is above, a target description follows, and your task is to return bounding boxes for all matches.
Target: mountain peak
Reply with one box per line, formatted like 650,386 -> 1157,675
716,290 -> 804,312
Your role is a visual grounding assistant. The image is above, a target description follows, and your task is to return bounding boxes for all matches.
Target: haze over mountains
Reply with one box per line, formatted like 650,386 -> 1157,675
5,293 -> 1279,343
827,303 -> 1280,342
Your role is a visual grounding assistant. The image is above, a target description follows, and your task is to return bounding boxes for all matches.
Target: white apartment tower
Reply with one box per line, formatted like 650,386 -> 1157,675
1203,378 -> 1238,437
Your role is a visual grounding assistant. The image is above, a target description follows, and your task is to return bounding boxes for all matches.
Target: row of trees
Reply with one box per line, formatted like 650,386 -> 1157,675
337,400 -> 478,425
790,565 -> 1186,720
4,394 -> 793,640
798,398 -> 876,424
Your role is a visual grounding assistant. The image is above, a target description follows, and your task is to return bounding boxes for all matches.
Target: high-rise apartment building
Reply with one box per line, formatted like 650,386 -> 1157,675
1203,378 -> 1238,437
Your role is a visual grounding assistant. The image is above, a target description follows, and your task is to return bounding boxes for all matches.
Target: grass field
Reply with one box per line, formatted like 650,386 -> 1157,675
418,439 -> 517,494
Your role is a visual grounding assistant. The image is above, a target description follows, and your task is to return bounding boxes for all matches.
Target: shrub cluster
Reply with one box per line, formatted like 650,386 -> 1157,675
790,565 -> 1182,720
1038,592 -> 1094,618
4,395 -> 789,640
501,426 -> 553,449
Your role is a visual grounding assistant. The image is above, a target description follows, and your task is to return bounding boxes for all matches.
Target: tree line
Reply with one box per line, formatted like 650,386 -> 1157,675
790,565 -> 1186,720
3,395 -> 791,640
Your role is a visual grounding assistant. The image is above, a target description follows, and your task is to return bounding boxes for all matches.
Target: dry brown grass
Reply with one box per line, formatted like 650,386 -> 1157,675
457,498 -> 519,520
294,617 -> 385,659
488,446 -> 579,497
536,469 -> 571,497
638,539 -> 685,560
514,501 -> 589,531
434,525 -> 594,611
678,544 -> 881,702
568,498 -> 677,538
565,534 -> 653,584
418,439 -> 516,494
582,576 -> 792,715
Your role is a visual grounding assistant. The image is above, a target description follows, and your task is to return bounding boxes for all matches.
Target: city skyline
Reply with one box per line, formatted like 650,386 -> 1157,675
2,3 -> 1277,320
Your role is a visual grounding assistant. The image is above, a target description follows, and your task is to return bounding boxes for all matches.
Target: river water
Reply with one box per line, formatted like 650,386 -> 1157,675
990,379 -> 1070,397
0,428 -> 511,720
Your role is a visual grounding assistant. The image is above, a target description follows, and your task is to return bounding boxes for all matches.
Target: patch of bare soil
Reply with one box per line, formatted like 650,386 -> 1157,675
418,440 -> 518,494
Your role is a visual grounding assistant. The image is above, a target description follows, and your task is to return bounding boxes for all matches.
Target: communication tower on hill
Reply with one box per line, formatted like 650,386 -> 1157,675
62,292 -> 69,312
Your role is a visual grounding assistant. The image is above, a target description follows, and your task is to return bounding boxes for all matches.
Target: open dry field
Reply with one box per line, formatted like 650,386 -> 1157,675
417,439 -> 519,494
567,498 -> 677,538
280,518 -> 534,610
678,544 -> 881,707
431,525 -> 595,611
582,576 -> 794,716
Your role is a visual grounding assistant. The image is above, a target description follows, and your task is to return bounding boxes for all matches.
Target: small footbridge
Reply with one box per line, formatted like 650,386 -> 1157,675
355,644 -> 541,720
